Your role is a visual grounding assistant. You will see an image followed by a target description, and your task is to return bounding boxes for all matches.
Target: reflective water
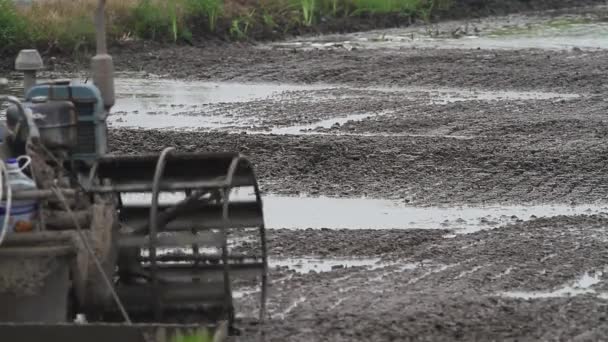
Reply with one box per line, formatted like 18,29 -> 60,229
500,270 -> 607,299
267,8 -> 608,51
114,79 -> 333,114
2,76 -> 580,133
121,191 -> 608,233
108,79 -> 579,132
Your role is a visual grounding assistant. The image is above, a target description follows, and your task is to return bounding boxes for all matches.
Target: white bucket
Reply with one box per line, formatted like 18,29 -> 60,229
0,156 -> 38,234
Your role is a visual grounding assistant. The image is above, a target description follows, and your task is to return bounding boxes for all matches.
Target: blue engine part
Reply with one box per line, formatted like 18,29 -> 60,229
25,80 -> 108,161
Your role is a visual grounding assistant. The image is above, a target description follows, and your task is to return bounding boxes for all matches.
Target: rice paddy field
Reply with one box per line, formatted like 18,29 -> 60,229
3,0 -> 608,340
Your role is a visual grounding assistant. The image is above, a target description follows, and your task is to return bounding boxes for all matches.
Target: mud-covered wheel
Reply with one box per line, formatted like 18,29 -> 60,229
0,256 -> 72,323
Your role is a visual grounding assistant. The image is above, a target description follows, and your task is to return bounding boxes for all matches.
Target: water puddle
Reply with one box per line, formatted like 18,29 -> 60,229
261,195 -> 607,232
269,257 -> 384,274
500,270 -> 607,299
121,191 -> 608,233
265,113 -> 375,134
267,8 -> 608,51
3,76 -> 579,133
108,80 -> 577,132
114,78 -> 332,112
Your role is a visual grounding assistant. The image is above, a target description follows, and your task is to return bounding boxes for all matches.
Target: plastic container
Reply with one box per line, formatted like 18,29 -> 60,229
0,156 -> 38,234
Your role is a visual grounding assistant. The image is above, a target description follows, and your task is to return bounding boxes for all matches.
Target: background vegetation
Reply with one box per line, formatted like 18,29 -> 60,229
0,0 -> 453,55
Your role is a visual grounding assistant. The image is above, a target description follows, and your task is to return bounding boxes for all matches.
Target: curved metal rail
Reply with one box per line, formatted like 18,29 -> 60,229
149,147 -> 175,320
86,151 -> 268,327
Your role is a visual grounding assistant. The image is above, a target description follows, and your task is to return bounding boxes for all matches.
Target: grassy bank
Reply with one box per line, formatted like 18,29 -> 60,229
0,0 -> 452,55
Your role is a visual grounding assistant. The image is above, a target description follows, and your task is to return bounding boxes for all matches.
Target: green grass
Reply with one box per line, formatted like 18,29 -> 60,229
351,0 -> 421,15
0,0 -> 454,56
300,0 -> 316,26
171,329 -> 214,342
186,0 -> 224,31
0,0 -> 30,54
132,0 -> 170,41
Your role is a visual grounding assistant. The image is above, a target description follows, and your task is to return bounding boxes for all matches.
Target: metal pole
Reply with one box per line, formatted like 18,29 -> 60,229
23,71 -> 36,97
95,0 -> 108,54
92,0 -> 115,111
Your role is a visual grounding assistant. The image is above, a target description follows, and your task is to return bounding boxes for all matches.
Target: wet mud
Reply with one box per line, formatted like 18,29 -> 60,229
109,112 -> 608,206
228,214 -> 608,341
99,21 -> 608,335
7,2 -> 608,340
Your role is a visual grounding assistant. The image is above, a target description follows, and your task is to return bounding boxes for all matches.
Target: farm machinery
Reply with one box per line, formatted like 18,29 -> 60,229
0,0 -> 267,340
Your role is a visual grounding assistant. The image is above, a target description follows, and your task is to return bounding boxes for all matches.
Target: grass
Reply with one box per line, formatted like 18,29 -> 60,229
0,0 -> 454,56
171,329 -> 214,342
351,0 -> 421,15
0,0 -> 30,54
300,0 -> 316,26
186,0 -> 224,31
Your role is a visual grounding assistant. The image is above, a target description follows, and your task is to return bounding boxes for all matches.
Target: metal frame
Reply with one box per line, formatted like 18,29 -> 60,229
86,151 -> 268,327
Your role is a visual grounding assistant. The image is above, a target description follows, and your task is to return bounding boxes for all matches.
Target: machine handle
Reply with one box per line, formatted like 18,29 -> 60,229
16,155 -> 32,172
0,95 -> 41,143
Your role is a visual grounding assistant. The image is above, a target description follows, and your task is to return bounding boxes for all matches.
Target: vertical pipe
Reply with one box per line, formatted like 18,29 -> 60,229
23,71 -> 36,97
95,0 -> 108,54
92,0 -> 115,111
150,147 -> 175,320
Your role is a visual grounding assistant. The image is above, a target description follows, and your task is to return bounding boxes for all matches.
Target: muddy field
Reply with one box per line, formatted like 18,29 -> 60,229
5,3 -> 608,341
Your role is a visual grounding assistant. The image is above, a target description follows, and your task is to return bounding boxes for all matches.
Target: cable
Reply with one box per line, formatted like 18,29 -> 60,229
0,160 -> 12,246
51,186 -> 132,324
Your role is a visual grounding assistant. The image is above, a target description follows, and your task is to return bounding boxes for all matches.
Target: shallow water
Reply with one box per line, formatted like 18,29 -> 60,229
2,76 -> 580,133
267,7 -> 608,51
500,269 -> 608,299
114,79 -> 333,114
108,79 -> 579,132
121,191 -> 608,233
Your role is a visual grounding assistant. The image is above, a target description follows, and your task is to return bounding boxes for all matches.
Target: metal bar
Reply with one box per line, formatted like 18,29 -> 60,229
252,172 -> 268,324
118,231 -> 225,249
117,282 -> 227,308
2,231 -> 75,245
224,155 -> 268,325
0,245 -> 75,257
139,263 -> 264,283
221,157 -> 242,326
149,147 -> 174,320
1,189 -> 77,200
88,177 -> 255,193
97,151 -> 241,162
124,189 -> 211,234
95,0 -> 108,54
185,189 -> 202,272
120,201 -> 263,232
137,254 -> 262,263
0,322 -> 227,342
